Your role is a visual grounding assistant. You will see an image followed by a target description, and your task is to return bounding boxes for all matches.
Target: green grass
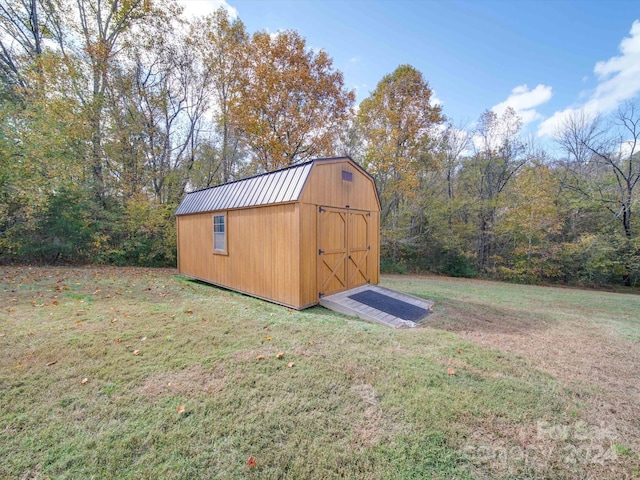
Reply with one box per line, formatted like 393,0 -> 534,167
1,267 -> 639,479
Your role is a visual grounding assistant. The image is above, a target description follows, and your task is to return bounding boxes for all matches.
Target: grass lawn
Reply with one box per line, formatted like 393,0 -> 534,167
1,266 -> 639,479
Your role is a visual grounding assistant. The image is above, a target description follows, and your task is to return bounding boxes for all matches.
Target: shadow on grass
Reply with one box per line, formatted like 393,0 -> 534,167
426,297 -> 555,336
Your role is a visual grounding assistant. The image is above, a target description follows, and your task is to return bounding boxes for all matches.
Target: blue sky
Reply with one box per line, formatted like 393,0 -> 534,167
180,0 -> 640,140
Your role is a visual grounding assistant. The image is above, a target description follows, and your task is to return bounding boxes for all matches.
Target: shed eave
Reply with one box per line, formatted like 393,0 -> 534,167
175,199 -> 300,216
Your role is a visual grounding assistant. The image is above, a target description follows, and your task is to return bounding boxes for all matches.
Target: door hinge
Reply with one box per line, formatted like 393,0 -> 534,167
367,212 -> 371,217
319,292 -> 324,298
367,245 -> 371,250
319,206 -> 324,213
318,249 -> 324,255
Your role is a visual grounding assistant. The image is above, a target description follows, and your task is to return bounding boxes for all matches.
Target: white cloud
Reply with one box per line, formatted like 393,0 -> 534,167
431,90 -> 443,107
592,20 -> 640,104
177,0 -> 238,20
537,107 -> 582,138
491,84 -> 553,125
268,29 -> 285,41
538,19 -> 640,137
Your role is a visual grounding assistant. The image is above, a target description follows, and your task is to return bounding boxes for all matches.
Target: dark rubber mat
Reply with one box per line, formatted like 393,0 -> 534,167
348,290 -> 430,322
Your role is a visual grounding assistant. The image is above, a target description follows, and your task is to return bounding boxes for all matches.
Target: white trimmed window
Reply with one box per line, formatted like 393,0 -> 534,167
213,214 -> 227,254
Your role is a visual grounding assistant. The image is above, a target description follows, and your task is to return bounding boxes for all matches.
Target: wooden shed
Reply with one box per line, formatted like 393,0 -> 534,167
175,156 -> 381,309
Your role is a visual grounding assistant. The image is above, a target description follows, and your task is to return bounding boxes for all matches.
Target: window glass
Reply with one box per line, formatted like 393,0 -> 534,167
213,214 -> 226,252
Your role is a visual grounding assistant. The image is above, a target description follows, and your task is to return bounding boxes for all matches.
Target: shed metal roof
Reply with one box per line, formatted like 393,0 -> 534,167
175,160 -> 315,215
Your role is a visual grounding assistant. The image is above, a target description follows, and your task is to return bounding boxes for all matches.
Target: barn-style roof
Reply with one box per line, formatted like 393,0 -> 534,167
176,157 -> 372,216
175,160 -> 315,215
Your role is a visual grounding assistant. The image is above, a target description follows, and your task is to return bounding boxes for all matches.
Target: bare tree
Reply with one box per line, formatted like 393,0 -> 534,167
0,0 -> 57,92
434,121 -> 471,227
188,8 -> 247,185
464,107 -> 526,272
555,101 -> 640,285
72,0 -> 157,202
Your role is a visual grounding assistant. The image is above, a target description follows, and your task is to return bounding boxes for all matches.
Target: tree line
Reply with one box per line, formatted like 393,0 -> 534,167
1,1 -> 638,286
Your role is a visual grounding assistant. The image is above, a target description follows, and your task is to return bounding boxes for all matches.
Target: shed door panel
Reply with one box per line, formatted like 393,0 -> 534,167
318,207 -> 371,297
347,211 -> 369,289
317,208 -> 347,296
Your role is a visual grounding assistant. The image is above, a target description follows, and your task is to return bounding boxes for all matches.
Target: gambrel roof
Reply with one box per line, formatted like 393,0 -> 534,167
175,160 -> 314,215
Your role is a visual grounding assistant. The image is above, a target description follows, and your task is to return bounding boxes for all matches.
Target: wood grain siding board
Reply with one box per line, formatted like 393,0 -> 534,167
298,203 -> 318,306
370,211 -> 380,284
176,216 -> 181,272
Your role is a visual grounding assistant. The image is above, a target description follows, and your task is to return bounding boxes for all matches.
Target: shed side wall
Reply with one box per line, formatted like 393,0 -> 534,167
177,203 -> 301,308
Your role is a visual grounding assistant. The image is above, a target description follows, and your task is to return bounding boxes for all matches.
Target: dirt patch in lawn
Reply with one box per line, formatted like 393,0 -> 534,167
431,307 -> 640,462
140,364 -> 227,399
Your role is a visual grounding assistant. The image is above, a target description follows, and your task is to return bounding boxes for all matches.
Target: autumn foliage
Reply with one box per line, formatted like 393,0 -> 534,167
0,2 -> 638,286
232,30 -> 354,171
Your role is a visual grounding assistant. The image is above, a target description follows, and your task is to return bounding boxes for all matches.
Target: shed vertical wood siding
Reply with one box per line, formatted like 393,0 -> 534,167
176,157 -> 380,309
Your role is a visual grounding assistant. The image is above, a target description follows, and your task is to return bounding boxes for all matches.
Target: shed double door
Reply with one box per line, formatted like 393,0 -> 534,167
317,206 -> 371,297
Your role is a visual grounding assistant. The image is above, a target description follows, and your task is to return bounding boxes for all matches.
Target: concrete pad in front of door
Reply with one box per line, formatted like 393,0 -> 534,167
319,285 -> 434,328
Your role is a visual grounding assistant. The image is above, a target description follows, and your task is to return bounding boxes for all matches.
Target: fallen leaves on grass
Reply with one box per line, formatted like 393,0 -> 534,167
177,404 -> 185,415
46,360 -> 58,367
276,352 -> 285,359
247,456 -> 256,468
81,378 -> 88,385
287,362 -> 295,368
264,335 -> 271,341
256,355 -> 265,360
133,349 -> 141,356
447,367 -> 456,375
